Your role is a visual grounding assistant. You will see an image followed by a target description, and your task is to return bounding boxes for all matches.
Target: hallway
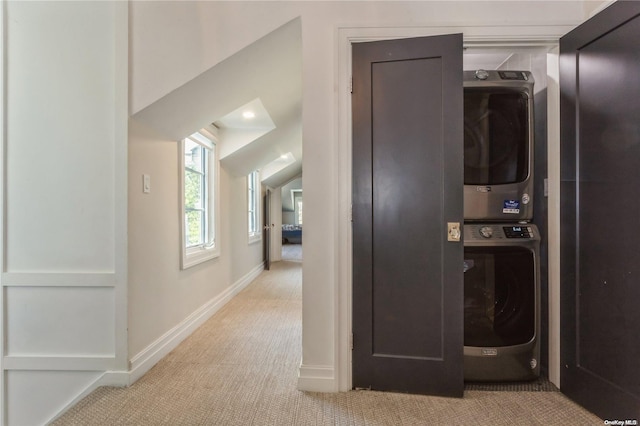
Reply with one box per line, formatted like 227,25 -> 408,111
53,259 -> 302,425
53,256 -> 601,425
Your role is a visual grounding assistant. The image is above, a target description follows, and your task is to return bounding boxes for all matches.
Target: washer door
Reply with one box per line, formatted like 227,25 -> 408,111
464,246 -> 535,347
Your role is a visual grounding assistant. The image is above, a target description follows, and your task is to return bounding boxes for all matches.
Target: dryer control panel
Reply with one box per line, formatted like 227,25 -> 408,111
464,223 -> 539,242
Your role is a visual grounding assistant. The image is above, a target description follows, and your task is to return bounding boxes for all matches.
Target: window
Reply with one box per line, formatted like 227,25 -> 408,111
292,190 -> 303,226
296,199 -> 303,226
180,129 -> 219,268
248,170 -> 261,243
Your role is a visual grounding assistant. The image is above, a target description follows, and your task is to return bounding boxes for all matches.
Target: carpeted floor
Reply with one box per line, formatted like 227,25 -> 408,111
281,243 -> 302,262
53,258 -> 602,425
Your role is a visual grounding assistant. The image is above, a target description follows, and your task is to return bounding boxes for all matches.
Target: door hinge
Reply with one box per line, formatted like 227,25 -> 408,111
351,332 -> 354,350
350,76 -> 353,94
350,204 -> 353,222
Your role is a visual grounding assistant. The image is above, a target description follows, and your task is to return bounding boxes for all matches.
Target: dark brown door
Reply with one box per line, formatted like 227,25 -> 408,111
352,34 -> 464,397
560,1 -> 640,419
264,189 -> 271,270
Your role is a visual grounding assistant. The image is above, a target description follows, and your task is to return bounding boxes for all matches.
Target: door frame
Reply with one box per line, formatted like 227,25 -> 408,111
336,24 -> 574,392
264,188 -> 271,270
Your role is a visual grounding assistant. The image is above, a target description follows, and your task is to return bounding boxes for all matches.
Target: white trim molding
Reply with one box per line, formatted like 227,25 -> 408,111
3,356 -> 116,371
1,272 -> 116,287
298,364 -> 337,393
546,48 -> 561,389
1,0 -> 6,423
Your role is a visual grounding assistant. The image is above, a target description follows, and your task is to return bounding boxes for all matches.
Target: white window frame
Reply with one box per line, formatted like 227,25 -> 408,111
292,189 -> 303,226
296,198 -> 303,226
180,128 -> 220,269
247,170 -> 262,244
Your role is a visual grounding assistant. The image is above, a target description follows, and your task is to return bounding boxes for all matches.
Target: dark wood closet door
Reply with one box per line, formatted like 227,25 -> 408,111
560,1 -> 640,419
352,34 -> 464,397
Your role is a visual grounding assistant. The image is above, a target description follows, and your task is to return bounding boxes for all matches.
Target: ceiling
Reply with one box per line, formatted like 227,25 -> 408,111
132,18 -> 302,189
131,19 -> 550,190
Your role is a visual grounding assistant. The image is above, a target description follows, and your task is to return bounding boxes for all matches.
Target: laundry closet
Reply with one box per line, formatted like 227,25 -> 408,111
462,48 -> 550,381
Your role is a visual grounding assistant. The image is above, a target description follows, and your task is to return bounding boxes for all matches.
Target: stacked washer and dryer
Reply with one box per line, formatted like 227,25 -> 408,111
462,69 -> 541,382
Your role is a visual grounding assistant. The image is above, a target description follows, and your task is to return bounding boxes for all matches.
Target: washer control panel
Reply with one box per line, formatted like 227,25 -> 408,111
479,226 -> 493,239
465,223 -> 539,241
503,225 -> 534,238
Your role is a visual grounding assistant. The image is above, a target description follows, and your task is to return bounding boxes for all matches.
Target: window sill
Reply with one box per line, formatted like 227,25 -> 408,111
181,245 -> 220,269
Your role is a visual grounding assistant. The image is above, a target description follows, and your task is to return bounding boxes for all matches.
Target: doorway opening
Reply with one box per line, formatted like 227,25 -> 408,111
280,177 -> 303,262
463,46 -> 551,381
338,29 -> 562,393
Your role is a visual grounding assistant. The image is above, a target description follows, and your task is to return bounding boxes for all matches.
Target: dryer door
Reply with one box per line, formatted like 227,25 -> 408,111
464,88 -> 530,186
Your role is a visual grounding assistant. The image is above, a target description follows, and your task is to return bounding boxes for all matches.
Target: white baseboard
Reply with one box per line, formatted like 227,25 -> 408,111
128,262 -> 265,384
297,364 -> 337,392
45,262 -> 264,425
99,370 -> 131,387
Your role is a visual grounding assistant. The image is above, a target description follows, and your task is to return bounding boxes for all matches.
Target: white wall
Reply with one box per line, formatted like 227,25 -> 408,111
130,0 -> 598,394
128,118 -> 263,376
2,1 -> 128,424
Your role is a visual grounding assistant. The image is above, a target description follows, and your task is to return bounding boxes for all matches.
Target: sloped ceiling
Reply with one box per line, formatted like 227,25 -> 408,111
131,18 -> 302,189
281,177 -> 303,212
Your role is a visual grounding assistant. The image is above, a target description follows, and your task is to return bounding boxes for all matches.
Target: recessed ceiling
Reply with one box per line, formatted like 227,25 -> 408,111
214,98 -> 275,131
261,152 -> 295,182
214,98 -> 277,160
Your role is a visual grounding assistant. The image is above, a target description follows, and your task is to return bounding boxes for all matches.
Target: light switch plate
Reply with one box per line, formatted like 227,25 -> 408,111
143,174 -> 151,194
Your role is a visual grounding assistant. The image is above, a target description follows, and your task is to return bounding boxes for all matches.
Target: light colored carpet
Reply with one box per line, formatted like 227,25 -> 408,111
281,243 -> 302,262
53,260 -> 602,425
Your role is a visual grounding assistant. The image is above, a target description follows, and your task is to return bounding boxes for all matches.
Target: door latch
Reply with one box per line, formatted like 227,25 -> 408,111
447,222 -> 461,242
